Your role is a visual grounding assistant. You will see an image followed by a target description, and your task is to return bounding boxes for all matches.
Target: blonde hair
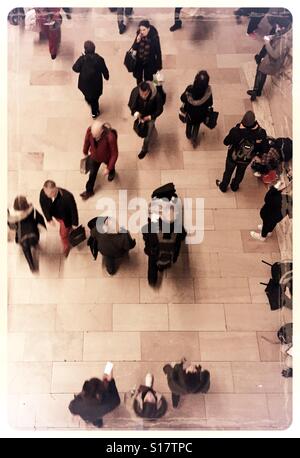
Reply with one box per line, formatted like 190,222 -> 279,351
91,121 -> 112,141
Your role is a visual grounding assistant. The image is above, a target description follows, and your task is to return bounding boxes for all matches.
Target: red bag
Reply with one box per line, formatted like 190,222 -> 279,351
262,170 -> 277,184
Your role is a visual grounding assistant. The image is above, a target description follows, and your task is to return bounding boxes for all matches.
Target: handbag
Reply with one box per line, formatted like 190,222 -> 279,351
124,48 -> 136,73
68,225 -> 86,247
133,119 -> 149,138
80,155 -> 91,174
204,109 -> 219,129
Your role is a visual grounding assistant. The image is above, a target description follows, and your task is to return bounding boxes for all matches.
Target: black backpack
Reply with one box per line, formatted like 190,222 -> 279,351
232,138 -> 255,164
156,231 -> 177,270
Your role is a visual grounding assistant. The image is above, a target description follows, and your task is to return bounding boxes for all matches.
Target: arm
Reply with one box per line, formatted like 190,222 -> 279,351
223,127 -> 237,146
69,193 -> 79,227
150,93 -> 163,120
128,88 -> 138,115
100,57 -> 109,81
154,35 -> 162,70
83,127 -> 91,155
72,55 -> 83,73
39,190 -> 52,222
35,209 -> 47,229
107,132 -> 118,171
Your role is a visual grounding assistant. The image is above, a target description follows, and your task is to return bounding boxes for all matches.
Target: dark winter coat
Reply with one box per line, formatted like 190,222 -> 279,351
39,188 -> 79,228
7,205 -> 46,245
163,362 -> 210,396
128,81 -> 163,120
224,122 -> 267,162
83,128 -> 118,171
260,186 -> 285,226
72,53 -> 109,99
69,379 -> 120,425
132,25 -> 162,77
133,386 -> 167,419
180,85 -> 213,124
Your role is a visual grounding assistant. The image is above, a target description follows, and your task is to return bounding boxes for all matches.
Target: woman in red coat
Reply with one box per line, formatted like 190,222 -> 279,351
36,7 -> 62,59
80,121 -> 119,200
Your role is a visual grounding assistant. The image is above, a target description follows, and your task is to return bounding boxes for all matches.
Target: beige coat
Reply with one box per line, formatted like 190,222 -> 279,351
259,27 -> 292,75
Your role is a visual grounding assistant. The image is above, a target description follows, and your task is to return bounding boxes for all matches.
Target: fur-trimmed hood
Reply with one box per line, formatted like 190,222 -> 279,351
7,204 -> 34,224
186,85 -> 212,106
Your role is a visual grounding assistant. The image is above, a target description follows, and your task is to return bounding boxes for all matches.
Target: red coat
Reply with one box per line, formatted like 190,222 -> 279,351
83,127 -> 118,171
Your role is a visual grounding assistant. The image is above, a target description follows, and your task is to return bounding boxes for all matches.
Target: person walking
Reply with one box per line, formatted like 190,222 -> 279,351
170,7 -> 183,31
69,369 -> 120,428
128,81 -> 163,159
132,373 -> 168,420
131,19 -> 162,84
216,111 -> 267,192
180,70 -> 213,147
72,40 -> 109,118
7,196 -> 46,272
35,7 -> 62,60
116,7 -> 133,34
39,180 -> 79,257
247,16 -> 292,101
163,358 -> 210,408
87,216 -> 136,275
80,121 -> 118,200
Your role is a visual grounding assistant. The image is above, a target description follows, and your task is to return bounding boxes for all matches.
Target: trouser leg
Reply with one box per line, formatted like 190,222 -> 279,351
185,120 -> 193,139
171,393 -> 180,408
253,69 -> 267,95
105,256 -> 117,275
142,120 -> 155,153
84,96 -> 99,116
144,63 -> 154,82
148,255 -> 158,285
48,20 -> 61,58
56,218 -> 71,252
191,123 -> 200,143
261,220 -> 279,238
135,62 -> 143,84
230,163 -> 248,191
219,154 -> 237,192
21,240 -> 36,271
175,7 -> 182,21
86,159 -> 101,193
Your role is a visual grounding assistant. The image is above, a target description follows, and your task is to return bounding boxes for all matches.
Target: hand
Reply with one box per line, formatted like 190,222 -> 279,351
134,111 -> 140,119
103,371 -> 113,381
103,166 -> 109,176
136,33 -> 142,43
143,115 -> 151,122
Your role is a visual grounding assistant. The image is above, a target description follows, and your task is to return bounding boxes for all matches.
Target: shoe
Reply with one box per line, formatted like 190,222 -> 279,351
145,373 -> 153,388
80,191 -> 94,200
92,112 -> 99,119
108,170 -> 116,181
66,13 -> 72,20
63,247 -> 71,258
250,231 -> 266,242
118,22 -> 126,34
138,150 -> 147,159
253,171 -> 262,177
51,54 -> 57,60
257,225 -> 272,237
170,20 -> 182,32
247,90 -> 257,101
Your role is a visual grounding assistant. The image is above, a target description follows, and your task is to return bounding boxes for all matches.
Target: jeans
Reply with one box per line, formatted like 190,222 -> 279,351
55,218 -> 71,252
84,96 -> 100,116
135,61 -> 154,84
142,120 -> 156,153
186,121 -> 200,142
219,153 -> 248,192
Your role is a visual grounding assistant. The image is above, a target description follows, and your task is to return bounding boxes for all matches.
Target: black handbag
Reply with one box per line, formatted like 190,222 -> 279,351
68,225 -> 86,247
204,109 -> 219,129
80,155 -> 91,174
133,119 -> 149,138
124,49 -> 136,73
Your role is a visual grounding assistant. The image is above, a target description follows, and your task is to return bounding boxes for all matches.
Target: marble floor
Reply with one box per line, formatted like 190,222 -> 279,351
7,7 -> 292,430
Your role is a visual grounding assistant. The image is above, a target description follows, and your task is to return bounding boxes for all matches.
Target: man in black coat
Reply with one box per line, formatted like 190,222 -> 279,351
72,40 -> 109,118
216,111 -> 267,192
39,180 -> 78,257
128,80 -> 163,159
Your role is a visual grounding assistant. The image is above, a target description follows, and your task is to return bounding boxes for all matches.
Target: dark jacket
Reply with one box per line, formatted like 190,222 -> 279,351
87,217 -> 136,259
128,81 -> 163,121
7,205 -> 46,245
180,85 -> 213,124
164,362 -> 210,396
224,122 -> 267,162
260,186 -> 285,225
83,127 -> 118,171
142,218 -> 186,263
39,188 -> 79,228
132,25 -> 162,76
72,53 -> 109,99
133,386 -> 167,419
69,379 -> 120,425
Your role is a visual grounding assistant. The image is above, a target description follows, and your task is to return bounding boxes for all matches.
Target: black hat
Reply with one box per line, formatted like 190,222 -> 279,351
241,110 -> 256,128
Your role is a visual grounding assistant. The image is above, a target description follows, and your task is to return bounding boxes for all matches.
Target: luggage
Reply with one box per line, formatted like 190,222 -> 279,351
68,225 -> 86,247
80,156 -> 91,174
204,109 -> 219,129
124,48 -> 136,73
133,119 -> 148,138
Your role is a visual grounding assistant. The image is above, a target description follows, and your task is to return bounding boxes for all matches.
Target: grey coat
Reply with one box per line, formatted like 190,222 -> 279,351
259,27 -> 292,75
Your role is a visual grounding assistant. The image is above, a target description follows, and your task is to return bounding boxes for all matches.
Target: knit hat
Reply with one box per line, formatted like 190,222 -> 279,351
241,110 -> 256,128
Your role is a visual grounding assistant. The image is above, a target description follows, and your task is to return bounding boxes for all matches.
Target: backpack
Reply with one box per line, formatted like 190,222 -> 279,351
156,231 -> 177,270
231,137 -> 255,164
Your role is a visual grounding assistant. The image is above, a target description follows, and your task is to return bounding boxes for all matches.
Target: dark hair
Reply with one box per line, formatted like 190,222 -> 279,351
139,19 -> 150,29
142,402 -> 157,418
139,81 -> 151,92
84,40 -> 96,54
192,70 -> 210,99
13,196 -> 29,211
183,371 -> 200,389
43,180 -> 56,189
82,378 -> 105,399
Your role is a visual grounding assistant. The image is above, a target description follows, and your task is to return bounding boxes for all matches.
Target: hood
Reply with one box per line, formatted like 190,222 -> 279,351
7,204 -> 34,224
147,80 -> 157,100
186,85 -> 212,106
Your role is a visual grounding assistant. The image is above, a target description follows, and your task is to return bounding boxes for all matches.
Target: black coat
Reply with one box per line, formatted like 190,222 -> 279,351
164,362 -> 210,396
7,206 -> 46,245
180,85 -> 213,124
72,53 -> 109,99
128,82 -> 163,120
69,379 -> 120,425
39,188 -> 79,228
132,25 -> 162,76
260,186 -> 284,226
224,122 -> 267,160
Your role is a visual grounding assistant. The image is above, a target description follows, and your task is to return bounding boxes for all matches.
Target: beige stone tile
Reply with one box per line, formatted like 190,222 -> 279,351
205,394 -> 270,423
8,362 -> 52,394
141,332 -> 200,362
235,185 -> 267,209
51,362 -> 105,394
20,152 -> 44,171
232,362 -> 292,393
137,148 -> 184,171
183,150 -> 227,170
169,304 -> 225,331
194,277 -> 251,304
202,362 -> 234,393
161,170 -> 210,189
23,332 -> 83,362
191,230 -> 243,253
199,332 -> 260,361
8,304 -> 56,333
248,277 -> 270,304
29,279 -> 84,304
7,394 -> 20,429
113,303 -> 168,331
219,253 -> 273,277
241,230 -> 280,253
257,332 -> 282,362
217,53 -> 253,68
56,304 -> 112,332
86,278 -> 140,304
8,333 -> 26,362
140,278 -> 195,304
267,394 -> 292,428
225,303 -> 283,332
167,252 -> 220,278
8,278 -> 32,305
209,68 -> 242,84
83,332 -> 141,361
214,209 -> 261,230
30,71 -> 72,85
185,187 -> 236,210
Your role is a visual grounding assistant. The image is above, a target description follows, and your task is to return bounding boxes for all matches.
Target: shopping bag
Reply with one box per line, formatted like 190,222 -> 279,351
68,225 -> 86,247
